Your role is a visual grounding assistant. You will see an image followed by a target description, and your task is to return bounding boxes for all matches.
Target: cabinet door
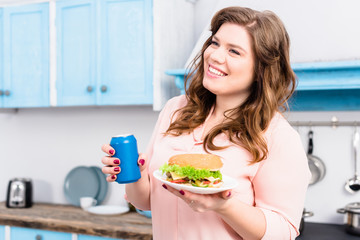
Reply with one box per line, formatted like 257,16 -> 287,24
10,226 -> 72,240
2,3 -> 49,108
0,225 -> 4,239
98,0 -> 153,105
78,234 -> 124,240
0,8 -> 3,107
56,0 -> 97,106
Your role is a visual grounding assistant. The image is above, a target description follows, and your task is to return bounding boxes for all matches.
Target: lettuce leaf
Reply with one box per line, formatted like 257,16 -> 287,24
159,163 -> 222,181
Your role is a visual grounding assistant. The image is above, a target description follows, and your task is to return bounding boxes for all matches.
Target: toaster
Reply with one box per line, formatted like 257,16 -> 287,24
6,178 -> 33,208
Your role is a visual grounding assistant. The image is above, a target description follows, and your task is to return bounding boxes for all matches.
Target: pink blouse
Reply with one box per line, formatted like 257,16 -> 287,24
140,95 -> 310,240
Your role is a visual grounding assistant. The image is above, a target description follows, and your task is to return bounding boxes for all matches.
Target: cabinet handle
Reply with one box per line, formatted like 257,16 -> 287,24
87,86 -> 93,92
100,85 -> 107,93
0,90 -> 3,96
35,234 -> 42,240
4,90 -> 10,96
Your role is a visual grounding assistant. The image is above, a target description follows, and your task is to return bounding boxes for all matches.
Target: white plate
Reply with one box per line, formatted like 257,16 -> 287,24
85,205 -> 129,215
153,170 -> 238,194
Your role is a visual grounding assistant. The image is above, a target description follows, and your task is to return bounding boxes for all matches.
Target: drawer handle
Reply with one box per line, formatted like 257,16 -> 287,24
4,90 -> 10,96
100,85 -> 107,93
87,85 -> 93,92
35,234 -> 42,240
0,90 -> 3,96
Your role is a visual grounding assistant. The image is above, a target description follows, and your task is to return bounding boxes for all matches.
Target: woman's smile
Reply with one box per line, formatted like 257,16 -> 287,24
207,64 -> 228,77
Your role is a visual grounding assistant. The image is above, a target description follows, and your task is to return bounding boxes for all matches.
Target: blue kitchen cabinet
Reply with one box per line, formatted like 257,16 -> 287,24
10,226 -> 72,240
0,225 -> 4,239
98,0 -> 153,105
78,234 -> 124,240
0,3 -> 49,108
166,60 -> 360,111
56,0 -> 153,106
56,0 -> 97,106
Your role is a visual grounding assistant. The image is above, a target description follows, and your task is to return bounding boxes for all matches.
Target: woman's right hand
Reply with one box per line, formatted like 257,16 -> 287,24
101,144 -> 147,182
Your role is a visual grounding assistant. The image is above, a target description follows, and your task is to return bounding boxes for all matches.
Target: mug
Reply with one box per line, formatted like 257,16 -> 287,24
80,196 -> 97,209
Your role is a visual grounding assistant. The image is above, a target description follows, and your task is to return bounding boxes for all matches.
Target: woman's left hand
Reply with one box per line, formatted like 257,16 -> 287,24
162,184 -> 233,213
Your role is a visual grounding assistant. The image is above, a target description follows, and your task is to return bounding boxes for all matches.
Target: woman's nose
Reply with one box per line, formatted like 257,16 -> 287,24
210,48 -> 226,64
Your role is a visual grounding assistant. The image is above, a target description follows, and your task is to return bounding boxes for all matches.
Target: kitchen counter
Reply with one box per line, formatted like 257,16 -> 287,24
1,202 -> 358,240
0,202 -> 152,239
297,222 -> 359,240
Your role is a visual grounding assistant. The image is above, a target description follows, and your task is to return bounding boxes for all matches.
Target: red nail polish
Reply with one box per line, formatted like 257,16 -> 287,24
162,184 -> 167,189
179,190 -> 185,195
111,175 -> 116,179
139,159 -> 145,166
114,167 -> 120,172
113,159 -> 120,164
109,149 -> 114,155
227,191 -> 232,197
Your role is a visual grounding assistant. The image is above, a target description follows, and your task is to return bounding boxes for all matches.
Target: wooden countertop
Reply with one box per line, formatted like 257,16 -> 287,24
0,202 -> 152,239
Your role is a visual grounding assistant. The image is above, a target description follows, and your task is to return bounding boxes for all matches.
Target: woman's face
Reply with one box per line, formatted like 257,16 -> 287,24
203,23 -> 255,105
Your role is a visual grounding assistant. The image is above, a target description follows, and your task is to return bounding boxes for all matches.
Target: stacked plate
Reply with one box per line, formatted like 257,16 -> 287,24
63,166 -> 108,206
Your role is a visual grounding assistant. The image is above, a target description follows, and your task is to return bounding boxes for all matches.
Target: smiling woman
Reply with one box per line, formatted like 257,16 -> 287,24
101,6 -> 310,240
202,23 -> 255,106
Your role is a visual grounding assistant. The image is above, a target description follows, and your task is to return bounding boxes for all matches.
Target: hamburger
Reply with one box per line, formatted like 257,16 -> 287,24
159,154 -> 223,188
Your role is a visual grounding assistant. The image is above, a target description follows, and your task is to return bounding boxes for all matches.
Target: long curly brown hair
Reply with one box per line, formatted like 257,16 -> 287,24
165,7 -> 297,164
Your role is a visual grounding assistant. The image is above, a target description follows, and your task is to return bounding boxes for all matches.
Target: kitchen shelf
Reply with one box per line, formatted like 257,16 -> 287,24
166,60 -> 360,111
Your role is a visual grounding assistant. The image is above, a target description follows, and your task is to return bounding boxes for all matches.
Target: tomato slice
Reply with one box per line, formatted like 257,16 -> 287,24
170,179 -> 187,183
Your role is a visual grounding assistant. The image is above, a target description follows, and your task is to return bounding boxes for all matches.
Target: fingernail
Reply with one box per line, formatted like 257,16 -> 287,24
114,167 -> 120,172
109,149 -> 114,155
179,190 -> 185,195
113,159 -> 120,164
162,184 -> 167,189
111,175 -> 116,179
139,159 -> 145,166
227,191 -> 232,197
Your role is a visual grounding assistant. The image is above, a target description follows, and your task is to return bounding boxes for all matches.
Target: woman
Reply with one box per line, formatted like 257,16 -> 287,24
102,6 -> 310,240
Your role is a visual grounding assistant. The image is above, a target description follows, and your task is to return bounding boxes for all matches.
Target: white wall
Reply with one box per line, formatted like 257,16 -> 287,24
286,111 -> 360,223
152,0 -> 195,110
0,106 -> 159,208
193,0 -> 360,63
1,108 -> 360,224
1,0 -> 360,225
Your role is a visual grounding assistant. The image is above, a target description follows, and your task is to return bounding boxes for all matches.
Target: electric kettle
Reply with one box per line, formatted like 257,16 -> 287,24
6,178 -> 33,208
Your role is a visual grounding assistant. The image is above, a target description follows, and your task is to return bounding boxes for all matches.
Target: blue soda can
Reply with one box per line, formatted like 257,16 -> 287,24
110,134 -> 141,184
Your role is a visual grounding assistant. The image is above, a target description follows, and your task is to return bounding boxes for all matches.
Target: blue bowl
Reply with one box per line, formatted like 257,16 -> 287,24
135,209 -> 152,218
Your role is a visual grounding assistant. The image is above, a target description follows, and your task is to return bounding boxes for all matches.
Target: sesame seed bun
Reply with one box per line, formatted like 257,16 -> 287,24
168,154 -> 223,171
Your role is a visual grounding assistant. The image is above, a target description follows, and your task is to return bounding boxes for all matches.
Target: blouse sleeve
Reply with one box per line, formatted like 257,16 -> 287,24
252,125 -> 311,240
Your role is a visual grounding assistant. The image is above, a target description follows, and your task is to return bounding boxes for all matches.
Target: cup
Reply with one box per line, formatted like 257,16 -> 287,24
80,197 -> 97,209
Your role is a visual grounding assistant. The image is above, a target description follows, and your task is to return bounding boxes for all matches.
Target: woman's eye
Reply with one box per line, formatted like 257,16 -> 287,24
230,49 -> 240,55
210,40 -> 219,46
